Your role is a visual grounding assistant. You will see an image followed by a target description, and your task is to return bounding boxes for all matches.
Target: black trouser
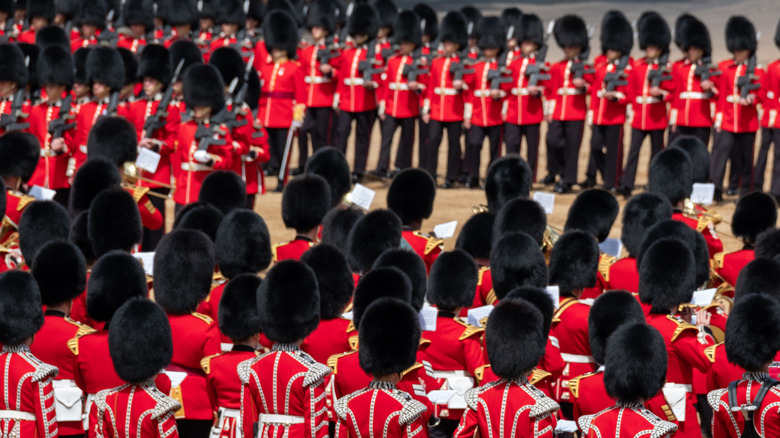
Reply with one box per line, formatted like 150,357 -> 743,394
141,186 -> 168,252
754,127 -> 774,191
376,115 -> 416,171
176,419 -> 211,438
711,130 -> 756,195
266,127 -> 289,173
465,124 -> 502,180
333,109 -> 376,175
298,106 -> 333,169
620,128 -> 665,189
427,119 -> 463,181
546,120 -> 585,186
770,129 -> 780,196
588,124 -> 624,189
504,123 -> 540,181
418,117 -> 430,170
669,125 -> 711,146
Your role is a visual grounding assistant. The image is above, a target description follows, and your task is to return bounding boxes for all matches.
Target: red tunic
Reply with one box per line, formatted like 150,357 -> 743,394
28,100 -> 77,190
578,403 -> 677,438
300,317 -> 353,365
401,230 -> 443,274
762,59 -> 780,129
627,57 -> 674,131
461,267 -> 496,318
589,60 -> 632,125
545,59 -> 593,121
713,249 -> 754,288
239,344 -> 331,438
300,43 -> 339,108
714,59 -> 765,133
379,54 -> 427,119
2,191 -> 34,245
670,60 -> 716,128
0,345 -> 59,438
226,102 -> 269,195
673,211 -> 723,258
127,95 -> 182,188
581,254 -> 612,300
272,237 -> 316,263
334,381 -> 428,438
705,342 -> 745,393
68,99 -> 130,175
0,94 -> 31,136
258,59 -> 307,128
503,55 -> 547,126
196,281 -> 229,344
754,383 -> 780,437
551,297 -> 596,403
424,55 -> 465,122
463,59 -> 504,127
172,118 -> 234,205
117,34 -> 148,53
332,45 -> 381,113
708,373 -> 778,438
605,256 -> 640,293
124,185 -> 164,230
203,347 -> 258,438
454,377 -> 559,438
92,382 -> 180,438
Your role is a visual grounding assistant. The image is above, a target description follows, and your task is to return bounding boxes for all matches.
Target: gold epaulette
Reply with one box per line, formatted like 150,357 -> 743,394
66,325 -> 98,356
200,353 -> 222,374
419,338 -> 431,348
413,231 -> 444,256
598,254 -> 616,283
474,365 -> 488,383
346,320 -> 355,333
712,252 -> 725,270
348,335 -> 359,350
696,216 -> 711,233
659,396 -> 678,422
553,297 -> 578,320
667,315 -> 698,342
191,312 -> 214,324
477,266 -> 488,287
530,369 -> 552,385
130,185 -> 150,203
568,375 -> 582,398
327,350 -> 358,374
9,191 -> 35,212
485,289 -> 497,306
402,362 -> 423,378
704,343 -> 720,364
454,318 -> 484,341
270,242 -> 283,264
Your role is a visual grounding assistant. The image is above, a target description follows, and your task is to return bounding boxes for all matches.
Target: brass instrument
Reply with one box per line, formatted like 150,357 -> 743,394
683,198 -> 724,226
122,162 -> 174,199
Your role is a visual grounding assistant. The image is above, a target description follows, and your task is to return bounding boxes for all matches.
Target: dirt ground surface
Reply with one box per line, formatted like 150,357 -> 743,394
168,0 -> 780,256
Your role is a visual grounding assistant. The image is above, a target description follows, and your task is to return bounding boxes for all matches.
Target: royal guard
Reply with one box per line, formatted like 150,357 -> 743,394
0,1 -> 18,42
300,244 -> 356,364
605,193 -> 672,293
563,189 -> 620,299
330,4 -> 382,183
669,16 -> 715,145
548,230 -> 600,416
455,297 -> 560,438
578,323 -> 677,437
373,0 -> 397,60
274,174 -> 330,262
412,3 -> 438,171
17,0 -> 54,43
461,17 -> 507,189
72,251 -> 150,436
70,2 -> 107,51
168,41 -> 203,111
713,193 -> 777,288
173,64 -> 234,206
422,11 -> 468,187
117,47 -> 140,102
209,0 -> 248,54
345,209 -> 403,277
500,8 -> 523,66
0,271 -> 59,438
455,212 -> 495,312
239,261 -> 331,438
490,231 -> 549,305
335,298 -> 429,437
619,12 -> 674,197
0,44 -> 31,136
303,146 -> 352,210
584,12 -> 632,190
117,0 -> 153,53
161,0 -> 197,48
195,0 -> 218,57
72,48 -> 92,109
373,10 -> 427,177
640,239 -> 715,438
708,294 -> 780,438
0,132 -> 40,251
203,274 -> 262,438
712,16 -> 764,200
648,147 -> 724,258
755,19 -> 780,197
503,14 -> 549,183
153,229 -> 221,436
198,209 -> 272,345
459,6 -> 481,60
257,10 -> 306,189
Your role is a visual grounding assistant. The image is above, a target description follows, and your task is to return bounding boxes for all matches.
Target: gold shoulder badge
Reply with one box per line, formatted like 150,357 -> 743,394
346,320 -> 355,333
477,267 -> 488,287
66,325 -> 98,355
457,323 -> 484,341
598,254 -> 616,283
696,216 -> 711,233
14,193 -> 35,211
192,312 -> 214,325
348,335 -> 359,350
568,375 -> 581,398
474,365 -> 487,382
200,354 -> 221,374
667,315 -> 698,342
419,338 -> 431,348
485,289 -> 498,306
530,368 -> 552,385
704,343 -> 721,364
712,252 -> 725,270
402,362 -> 423,377
131,186 -> 150,203
327,350 -> 358,374
553,298 -> 578,319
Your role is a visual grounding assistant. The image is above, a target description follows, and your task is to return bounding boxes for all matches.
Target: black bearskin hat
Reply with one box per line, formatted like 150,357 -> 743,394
37,45 -> 74,87
600,10 -> 632,54
670,136 -> 710,183
387,168 -> 435,224
518,13 -> 543,46
198,170 -> 246,215
321,206 -> 364,255
352,267 -> 411,329
493,198 -> 546,246
638,239 -> 696,312
621,193 -> 673,258
456,212 -> 494,261
265,0 -> 302,26
173,202 -> 224,242
477,16 -> 506,52
32,241 -> 86,306
73,47 -> 89,84
604,323 -> 667,403
460,6 -> 481,39
549,230 -> 600,294
756,229 -> 780,259
301,244 -> 354,320
413,3 -> 437,40
485,155 -> 532,213
183,63 -> 225,113
35,25 -> 70,52
392,10 -> 421,47
69,211 -> 95,264
215,210 -> 272,279
440,10 -> 467,48
0,44 -> 27,86
86,116 -> 138,167
554,14 -> 588,50
217,0 -> 245,25
490,232 -> 548,299
725,16 -> 757,55
0,178 -> 4,216
347,3 -> 378,39
219,274 -> 262,340
209,46 -> 244,87
86,47 -> 125,90
427,249 -> 478,311
109,298 -> 173,383
137,44 -> 172,85
0,132 -> 41,182
589,290 -> 645,365
346,209 -> 402,273
486,298 -> 545,378
305,0 -> 336,34
359,298 -> 420,376
282,174 -> 331,232
168,40 -> 203,76
88,189 -> 142,258
305,147 -> 351,208
500,8 -> 522,41
374,0 -> 397,33
726,294 -> 780,372
28,0 -> 55,21
257,260 -> 320,343
372,249 -> 427,312
732,192 -> 777,246
154,229 -> 215,315
164,0 -> 197,27
504,287 -> 554,336
674,13 -> 696,50
680,16 -> 711,56
87,250 -> 147,322
246,0 -> 264,22
123,0 -> 153,30
75,1 -> 107,27
648,147 -> 693,205
69,159 -> 122,215
637,11 -> 670,53
0,271 -> 44,345
564,189 -> 619,243
734,257 -> 780,303
264,10 -> 298,57
19,201 -> 70,266
638,219 -> 709,287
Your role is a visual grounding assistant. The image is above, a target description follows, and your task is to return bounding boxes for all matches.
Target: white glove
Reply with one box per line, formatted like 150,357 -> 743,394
193,150 -> 211,164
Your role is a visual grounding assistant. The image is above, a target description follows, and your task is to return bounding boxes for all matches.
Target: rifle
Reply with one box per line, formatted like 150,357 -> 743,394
316,33 -> 340,66
48,94 -> 76,139
526,43 -> 551,87
142,59 -> 185,139
381,44 -> 399,62
214,53 -> 257,132
0,88 -> 29,132
449,46 -> 477,81
647,52 -> 672,88
193,115 -> 228,154
97,11 -> 119,46
736,54 -> 760,100
104,91 -> 121,117
358,40 -> 384,84
694,56 -> 721,83
402,47 -> 428,85
570,46 -> 595,79
604,54 -> 630,92
487,50 -> 512,90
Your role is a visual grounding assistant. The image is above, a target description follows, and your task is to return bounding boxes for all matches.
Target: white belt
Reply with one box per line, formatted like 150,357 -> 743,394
181,162 -> 211,171
0,410 -> 36,421
218,407 -> 240,420
258,414 -> 305,425
40,148 -> 58,158
679,91 -> 709,100
52,379 -> 77,389
473,89 -> 494,98
726,95 -> 747,103
433,87 -> 458,96
432,370 -> 468,379
557,88 -> 584,96
510,88 -> 531,96
343,78 -> 366,86
635,96 -> 662,104
388,82 -> 410,91
560,353 -> 595,364
664,382 -> 693,392
304,76 -> 331,84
